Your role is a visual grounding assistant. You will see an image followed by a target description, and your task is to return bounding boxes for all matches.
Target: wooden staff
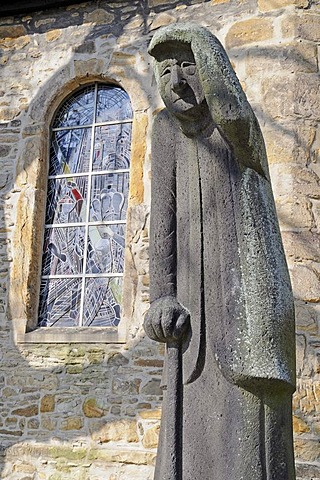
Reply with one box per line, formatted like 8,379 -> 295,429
165,340 -> 183,480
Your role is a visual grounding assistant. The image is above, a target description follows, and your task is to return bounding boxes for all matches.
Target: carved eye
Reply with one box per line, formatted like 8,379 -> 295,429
161,67 -> 171,77
181,62 -> 196,75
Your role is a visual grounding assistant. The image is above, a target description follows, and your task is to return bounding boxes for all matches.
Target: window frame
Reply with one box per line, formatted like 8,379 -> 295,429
14,80 -> 136,344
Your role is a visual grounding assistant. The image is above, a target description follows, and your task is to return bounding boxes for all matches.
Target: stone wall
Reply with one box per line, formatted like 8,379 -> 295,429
0,0 -> 319,478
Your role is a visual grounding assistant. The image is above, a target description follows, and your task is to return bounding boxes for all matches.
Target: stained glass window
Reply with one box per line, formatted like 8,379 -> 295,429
38,83 -> 133,328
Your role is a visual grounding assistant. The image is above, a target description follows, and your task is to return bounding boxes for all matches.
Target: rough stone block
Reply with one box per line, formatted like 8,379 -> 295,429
245,42 -> 318,76
283,14 -> 320,42
290,264 -> 320,302
293,415 -> 311,434
264,127 -> 296,165
73,59 -> 105,78
262,76 -> 295,119
0,25 -> 26,39
45,30 -> 62,42
226,18 -> 274,49
41,416 -> 57,431
91,419 -> 139,443
150,13 -> 176,31
129,111 -> 147,203
276,197 -> 313,230
84,9 -> 114,24
294,438 -> 320,462
294,301 -> 318,334
259,0 -> 309,11
40,395 -> 55,413
12,405 -> 38,417
140,378 -> 162,396
282,231 -> 320,263
60,416 -> 83,431
139,408 -> 162,420
294,74 -> 320,120
82,398 -> 104,418
142,424 -> 160,448
148,0 -> 175,6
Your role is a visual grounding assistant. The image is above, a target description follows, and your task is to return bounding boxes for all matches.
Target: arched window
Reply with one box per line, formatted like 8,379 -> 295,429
38,83 -> 133,328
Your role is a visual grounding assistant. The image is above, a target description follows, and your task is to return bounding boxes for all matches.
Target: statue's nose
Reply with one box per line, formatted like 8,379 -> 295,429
171,66 -> 186,92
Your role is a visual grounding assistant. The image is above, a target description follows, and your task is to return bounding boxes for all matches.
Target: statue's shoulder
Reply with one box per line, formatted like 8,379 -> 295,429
153,108 -> 176,132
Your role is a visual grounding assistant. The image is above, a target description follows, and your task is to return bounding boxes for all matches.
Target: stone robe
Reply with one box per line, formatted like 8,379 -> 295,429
149,109 -> 296,480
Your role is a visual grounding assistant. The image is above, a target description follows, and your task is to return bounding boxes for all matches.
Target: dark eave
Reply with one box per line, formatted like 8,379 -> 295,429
0,0 -> 88,17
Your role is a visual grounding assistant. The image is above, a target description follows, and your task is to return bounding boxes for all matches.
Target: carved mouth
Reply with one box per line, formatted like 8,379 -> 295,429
173,96 -> 194,105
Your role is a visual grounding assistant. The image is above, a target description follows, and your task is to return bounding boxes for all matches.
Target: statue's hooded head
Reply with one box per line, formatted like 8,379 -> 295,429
148,23 -> 243,126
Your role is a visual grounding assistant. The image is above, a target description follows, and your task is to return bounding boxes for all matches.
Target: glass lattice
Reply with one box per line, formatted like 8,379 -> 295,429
39,83 -> 133,327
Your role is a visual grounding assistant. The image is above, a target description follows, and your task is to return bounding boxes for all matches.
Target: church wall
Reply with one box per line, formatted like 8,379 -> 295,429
0,0 -> 318,478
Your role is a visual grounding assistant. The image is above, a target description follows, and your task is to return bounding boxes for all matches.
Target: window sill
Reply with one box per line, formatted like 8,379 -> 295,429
17,327 -> 126,344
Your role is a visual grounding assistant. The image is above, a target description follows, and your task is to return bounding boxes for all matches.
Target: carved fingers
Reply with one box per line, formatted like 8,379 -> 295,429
144,296 -> 190,344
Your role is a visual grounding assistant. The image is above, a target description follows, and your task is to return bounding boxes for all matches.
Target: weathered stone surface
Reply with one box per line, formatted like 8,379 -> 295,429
12,405 -> 38,417
40,394 -> 55,413
282,14 -> 320,42
294,74 -> 320,120
82,398 -> 104,418
293,415 -> 311,434
140,378 -> 162,396
0,145 -> 11,157
150,13 -> 175,30
294,438 -> 320,461
142,424 -> 160,448
258,0 -> 309,10
84,9 -> 114,24
0,25 -> 26,38
107,352 -> 129,366
294,301 -> 318,333
245,42 -> 318,76
73,59 -> 104,78
148,0 -> 175,6
45,30 -> 62,42
61,416 -> 83,431
146,22 -> 296,480
282,231 -> 320,263
226,18 -> 274,49
262,76 -> 295,119
139,408 -> 162,420
290,264 -> 320,302
41,416 -> 56,431
276,197 -> 313,230
91,419 -> 139,443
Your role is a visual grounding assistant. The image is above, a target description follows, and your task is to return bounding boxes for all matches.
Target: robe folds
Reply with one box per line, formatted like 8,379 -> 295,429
149,109 -> 296,480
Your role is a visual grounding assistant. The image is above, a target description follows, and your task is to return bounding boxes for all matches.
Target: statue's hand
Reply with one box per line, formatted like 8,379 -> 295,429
144,296 -> 190,344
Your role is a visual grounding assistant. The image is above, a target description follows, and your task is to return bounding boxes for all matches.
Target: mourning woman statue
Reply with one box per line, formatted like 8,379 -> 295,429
144,23 -> 296,480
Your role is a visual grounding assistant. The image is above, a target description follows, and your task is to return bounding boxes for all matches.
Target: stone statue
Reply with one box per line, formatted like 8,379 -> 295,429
144,23 -> 296,480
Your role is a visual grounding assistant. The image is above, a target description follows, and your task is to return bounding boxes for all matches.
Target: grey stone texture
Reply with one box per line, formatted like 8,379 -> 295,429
145,23 -> 296,480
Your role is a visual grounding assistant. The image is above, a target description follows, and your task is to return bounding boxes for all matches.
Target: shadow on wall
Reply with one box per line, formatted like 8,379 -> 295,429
0,0 -> 318,478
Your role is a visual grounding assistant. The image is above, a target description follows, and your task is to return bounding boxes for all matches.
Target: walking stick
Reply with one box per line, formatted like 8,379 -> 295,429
166,340 -> 183,480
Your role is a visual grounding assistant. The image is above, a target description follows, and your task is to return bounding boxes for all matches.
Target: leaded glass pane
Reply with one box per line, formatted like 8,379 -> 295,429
39,83 -> 132,329
96,86 -> 132,122
93,124 -> 131,171
89,173 -> 129,222
46,176 -> 88,224
83,277 -> 122,327
52,86 -> 95,128
42,227 -> 85,276
49,128 -> 92,176
39,279 -> 82,327
86,224 -> 125,274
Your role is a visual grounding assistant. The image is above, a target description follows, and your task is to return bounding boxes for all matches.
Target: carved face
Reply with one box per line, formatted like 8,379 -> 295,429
155,42 -> 205,121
